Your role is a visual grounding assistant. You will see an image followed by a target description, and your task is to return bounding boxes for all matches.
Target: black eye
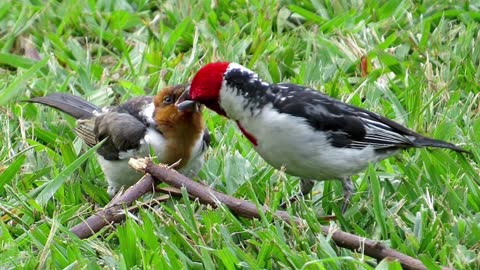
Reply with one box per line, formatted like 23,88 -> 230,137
163,95 -> 174,104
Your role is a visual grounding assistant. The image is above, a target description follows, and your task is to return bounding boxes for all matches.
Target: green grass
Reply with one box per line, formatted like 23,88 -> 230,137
1,0 -> 480,269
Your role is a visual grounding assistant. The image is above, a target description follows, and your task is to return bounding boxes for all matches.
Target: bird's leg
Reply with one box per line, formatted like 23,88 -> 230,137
340,177 -> 354,213
279,178 -> 315,208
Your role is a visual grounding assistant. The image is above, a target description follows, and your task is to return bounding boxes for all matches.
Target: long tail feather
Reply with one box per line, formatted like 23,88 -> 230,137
27,93 -> 98,119
414,137 -> 470,154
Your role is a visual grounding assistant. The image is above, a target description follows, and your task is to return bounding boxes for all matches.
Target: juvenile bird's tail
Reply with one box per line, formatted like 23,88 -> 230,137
413,137 -> 470,154
28,93 -> 99,119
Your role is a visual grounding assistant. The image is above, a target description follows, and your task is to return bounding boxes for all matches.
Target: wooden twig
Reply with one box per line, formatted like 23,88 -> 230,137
128,158 -> 303,224
70,175 -> 158,238
69,157 -> 445,270
128,158 -> 438,270
69,183 -> 188,238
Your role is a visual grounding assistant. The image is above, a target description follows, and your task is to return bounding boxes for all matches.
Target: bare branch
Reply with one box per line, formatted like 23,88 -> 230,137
70,175 -> 157,238
70,157 -> 446,270
129,158 -> 303,224
130,158 -> 439,270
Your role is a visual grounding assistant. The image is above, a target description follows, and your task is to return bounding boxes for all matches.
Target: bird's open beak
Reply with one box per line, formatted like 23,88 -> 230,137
176,88 -> 200,112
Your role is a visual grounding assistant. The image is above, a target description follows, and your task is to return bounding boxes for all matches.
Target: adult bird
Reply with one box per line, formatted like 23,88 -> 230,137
29,84 -> 210,196
176,62 -> 468,211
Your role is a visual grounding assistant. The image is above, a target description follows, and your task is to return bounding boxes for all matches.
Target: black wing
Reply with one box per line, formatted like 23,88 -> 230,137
75,96 -> 153,160
268,83 -> 418,150
76,96 -> 155,160
110,96 -> 153,125
92,112 -> 148,160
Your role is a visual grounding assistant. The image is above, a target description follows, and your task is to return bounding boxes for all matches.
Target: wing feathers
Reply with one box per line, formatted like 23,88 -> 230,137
74,119 -> 97,147
269,83 -> 466,152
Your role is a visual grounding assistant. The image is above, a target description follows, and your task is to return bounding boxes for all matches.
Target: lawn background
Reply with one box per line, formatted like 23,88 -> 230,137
0,0 -> 479,269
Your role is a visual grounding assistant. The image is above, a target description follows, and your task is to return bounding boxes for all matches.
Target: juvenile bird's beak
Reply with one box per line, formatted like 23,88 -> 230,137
176,88 -> 200,112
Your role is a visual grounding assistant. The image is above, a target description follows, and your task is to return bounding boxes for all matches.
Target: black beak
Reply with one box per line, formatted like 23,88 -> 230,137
176,88 -> 200,112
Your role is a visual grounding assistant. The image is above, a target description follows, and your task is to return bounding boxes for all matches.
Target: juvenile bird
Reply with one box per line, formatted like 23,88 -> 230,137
176,62 -> 468,211
29,84 -> 209,196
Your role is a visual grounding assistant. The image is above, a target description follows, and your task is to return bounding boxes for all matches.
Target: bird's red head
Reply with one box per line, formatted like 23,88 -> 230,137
189,62 -> 230,102
176,62 -> 230,116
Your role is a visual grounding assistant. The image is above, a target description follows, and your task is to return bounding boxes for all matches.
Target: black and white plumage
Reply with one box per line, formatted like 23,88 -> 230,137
29,85 -> 209,196
177,62 -> 468,211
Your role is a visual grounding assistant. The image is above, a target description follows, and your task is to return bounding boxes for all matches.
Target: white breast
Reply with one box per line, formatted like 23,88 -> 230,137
97,155 -> 145,196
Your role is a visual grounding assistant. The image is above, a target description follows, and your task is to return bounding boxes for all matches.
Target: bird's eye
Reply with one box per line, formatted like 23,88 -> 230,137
163,95 -> 174,104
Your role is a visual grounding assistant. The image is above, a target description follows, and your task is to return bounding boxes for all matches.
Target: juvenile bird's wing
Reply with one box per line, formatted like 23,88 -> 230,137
270,83 -> 420,150
93,112 -> 148,160
29,94 -> 160,159
74,112 -> 148,160
74,119 -> 98,147
81,96 -> 156,160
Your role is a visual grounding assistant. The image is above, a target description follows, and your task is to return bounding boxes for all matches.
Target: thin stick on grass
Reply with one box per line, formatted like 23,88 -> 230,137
70,175 -> 162,238
70,164 -> 189,238
128,158 -> 443,270
70,157 -> 443,270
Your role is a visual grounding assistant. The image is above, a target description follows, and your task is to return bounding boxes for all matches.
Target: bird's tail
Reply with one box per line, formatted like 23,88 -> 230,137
413,137 -> 470,154
27,93 -> 99,119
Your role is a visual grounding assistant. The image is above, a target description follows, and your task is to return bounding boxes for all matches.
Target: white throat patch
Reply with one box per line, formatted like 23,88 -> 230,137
140,102 -> 156,125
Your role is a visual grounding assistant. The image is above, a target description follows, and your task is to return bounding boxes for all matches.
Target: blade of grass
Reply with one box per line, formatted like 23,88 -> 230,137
0,53 -> 37,69
0,155 -> 26,194
0,57 -> 48,106
35,140 -> 102,205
